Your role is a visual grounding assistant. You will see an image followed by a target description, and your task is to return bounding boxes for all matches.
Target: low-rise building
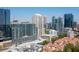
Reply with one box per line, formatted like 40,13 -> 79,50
49,29 -> 58,37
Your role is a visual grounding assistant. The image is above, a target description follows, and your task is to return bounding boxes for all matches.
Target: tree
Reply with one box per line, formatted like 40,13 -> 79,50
51,37 -> 58,43
74,42 -> 79,52
63,43 -> 74,52
39,40 -> 49,45
58,33 -> 67,39
0,45 -> 4,50
64,42 -> 79,52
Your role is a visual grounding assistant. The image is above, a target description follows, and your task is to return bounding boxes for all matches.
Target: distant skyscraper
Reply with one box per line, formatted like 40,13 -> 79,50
57,17 -> 64,33
32,14 -> 47,36
45,23 -> 52,29
52,16 -> 64,34
52,16 -> 56,30
0,9 -> 12,38
73,21 -> 77,28
64,14 -> 74,28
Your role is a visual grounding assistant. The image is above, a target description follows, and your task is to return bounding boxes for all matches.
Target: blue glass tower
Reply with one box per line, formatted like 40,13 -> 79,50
64,14 -> 74,28
0,9 -> 12,38
52,16 -> 64,34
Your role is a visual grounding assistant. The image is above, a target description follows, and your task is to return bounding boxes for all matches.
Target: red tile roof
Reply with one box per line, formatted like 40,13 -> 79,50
43,37 -> 79,52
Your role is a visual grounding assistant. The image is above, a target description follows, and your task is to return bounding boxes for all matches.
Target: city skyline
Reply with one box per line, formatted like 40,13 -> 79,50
0,8 -> 79,52
1,7 -> 79,23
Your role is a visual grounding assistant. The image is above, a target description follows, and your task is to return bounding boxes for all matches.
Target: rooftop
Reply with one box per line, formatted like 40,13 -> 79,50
43,37 -> 79,52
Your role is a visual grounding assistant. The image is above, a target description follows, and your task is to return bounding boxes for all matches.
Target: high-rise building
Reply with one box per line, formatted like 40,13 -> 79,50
0,9 -> 12,38
21,22 -> 37,36
32,14 -> 47,36
52,16 -> 57,30
11,20 -> 37,40
52,16 -> 64,34
73,21 -> 77,28
64,14 -> 74,28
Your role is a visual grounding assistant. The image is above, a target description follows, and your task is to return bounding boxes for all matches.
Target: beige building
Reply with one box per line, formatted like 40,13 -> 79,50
32,14 -> 47,36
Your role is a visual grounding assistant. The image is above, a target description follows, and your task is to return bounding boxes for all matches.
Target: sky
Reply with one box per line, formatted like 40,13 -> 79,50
2,7 -> 79,23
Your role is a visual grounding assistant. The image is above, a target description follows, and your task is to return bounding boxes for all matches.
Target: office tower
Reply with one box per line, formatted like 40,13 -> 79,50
20,22 -> 37,36
11,20 -> 37,44
32,14 -> 47,36
52,16 -> 56,30
57,17 -> 64,33
64,14 -> 74,28
73,21 -> 77,28
52,16 -> 64,34
0,9 -> 12,38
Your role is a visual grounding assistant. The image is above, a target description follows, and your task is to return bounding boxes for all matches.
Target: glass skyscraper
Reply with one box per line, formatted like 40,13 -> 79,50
64,14 -> 74,28
20,22 -> 37,36
52,16 -> 64,34
0,9 -> 12,38
11,21 -> 37,44
11,21 -> 37,40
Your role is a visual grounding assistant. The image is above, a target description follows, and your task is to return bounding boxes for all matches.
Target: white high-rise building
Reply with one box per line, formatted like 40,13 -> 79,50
32,14 -> 47,36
